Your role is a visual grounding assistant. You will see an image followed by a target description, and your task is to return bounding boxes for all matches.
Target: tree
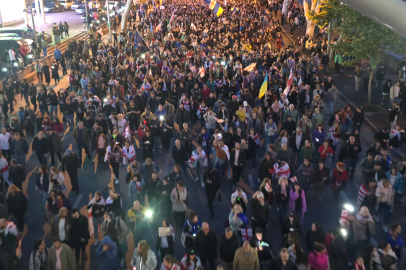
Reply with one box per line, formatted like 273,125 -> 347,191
303,0 -> 326,38
309,0 -> 406,104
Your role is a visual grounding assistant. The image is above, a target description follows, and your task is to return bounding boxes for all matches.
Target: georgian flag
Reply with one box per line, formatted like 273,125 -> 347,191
196,104 -> 207,117
198,67 -> 205,78
0,156 -> 10,186
273,162 -> 290,179
250,133 -> 260,145
390,129 -> 402,140
187,150 -> 208,168
87,196 -> 106,236
182,98 -> 190,111
243,63 -> 256,72
283,68 -> 293,95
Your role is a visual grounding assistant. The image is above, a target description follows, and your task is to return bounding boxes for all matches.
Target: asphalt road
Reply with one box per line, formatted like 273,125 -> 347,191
13,9 -> 89,38
0,70 -> 403,270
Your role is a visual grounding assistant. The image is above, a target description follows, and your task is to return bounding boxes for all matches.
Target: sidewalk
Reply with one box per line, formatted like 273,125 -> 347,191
279,19 -> 406,159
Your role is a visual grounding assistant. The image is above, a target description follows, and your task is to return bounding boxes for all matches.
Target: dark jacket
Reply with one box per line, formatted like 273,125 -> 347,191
271,257 -> 298,270
172,145 -> 188,161
229,148 -> 246,167
288,131 -> 308,152
251,198 -> 270,225
258,157 -> 276,180
10,138 -> 29,155
32,136 -> 49,154
48,132 -> 63,153
7,191 -> 28,216
194,228 -> 218,259
175,108 -> 190,124
70,214 -> 90,247
9,165 -> 26,190
36,172 -> 50,193
218,234 -> 239,263
61,152 -> 80,172
250,235 -> 273,262
73,126 -> 89,144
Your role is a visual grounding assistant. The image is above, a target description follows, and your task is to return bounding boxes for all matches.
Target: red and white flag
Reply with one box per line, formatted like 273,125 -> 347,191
243,63 -> 256,72
198,67 -> 205,78
283,68 -> 293,95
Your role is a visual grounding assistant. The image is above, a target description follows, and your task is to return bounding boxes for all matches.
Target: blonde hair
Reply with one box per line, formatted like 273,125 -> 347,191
259,177 -> 271,190
278,177 -> 288,185
358,206 -> 370,217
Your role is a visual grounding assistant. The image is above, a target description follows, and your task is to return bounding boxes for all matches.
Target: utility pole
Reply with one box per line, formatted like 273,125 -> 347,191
106,1 -> 112,42
23,0 -> 29,26
40,0 -> 46,24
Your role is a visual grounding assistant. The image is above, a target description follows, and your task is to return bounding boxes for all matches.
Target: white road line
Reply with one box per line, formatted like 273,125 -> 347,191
73,194 -> 83,209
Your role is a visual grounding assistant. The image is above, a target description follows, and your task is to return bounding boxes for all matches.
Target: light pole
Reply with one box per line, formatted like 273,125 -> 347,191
23,9 -> 37,42
106,1 -> 112,42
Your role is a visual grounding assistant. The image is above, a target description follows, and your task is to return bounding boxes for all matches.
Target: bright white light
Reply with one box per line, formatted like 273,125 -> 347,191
27,55 -> 33,59
2,68 -> 7,72
145,210 -> 153,218
340,228 -> 347,236
103,98 -> 107,102
221,60 -> 225,66
102,18 -> 106,21
344,204 -> 354,212
141,54 -> 145,59
13,62 -> 19,67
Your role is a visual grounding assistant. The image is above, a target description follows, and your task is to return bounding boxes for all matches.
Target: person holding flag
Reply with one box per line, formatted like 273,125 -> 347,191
259,72 -> 268,100
87,191 -> 106,246
187,145 -> 208,188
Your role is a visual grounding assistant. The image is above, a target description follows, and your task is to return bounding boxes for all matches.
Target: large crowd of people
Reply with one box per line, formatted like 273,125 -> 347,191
0,0 -> 405,269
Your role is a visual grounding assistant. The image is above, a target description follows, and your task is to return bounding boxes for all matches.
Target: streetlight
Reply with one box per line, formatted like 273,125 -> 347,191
23,9 -> 37,42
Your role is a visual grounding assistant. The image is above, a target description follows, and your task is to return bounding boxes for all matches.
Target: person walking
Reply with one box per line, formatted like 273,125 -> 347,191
233,240 -> 260,270
32,131 -> 48,166
29,239 -> 49,270
70,208 -> 90,263
9,159 -> 26,190
170,180 -> 187,229
130,240 -> 157,270
61,149 -> 80,194
73,121 -> 91,162
194,222 -> 218,270
64,22 -> 69,37
10,132 -> 29,168
49,207 -> 71,245
6,184 -> 28,233
45,128 -> 63,167
47,238 -> 76,270
204,166 -> 220,219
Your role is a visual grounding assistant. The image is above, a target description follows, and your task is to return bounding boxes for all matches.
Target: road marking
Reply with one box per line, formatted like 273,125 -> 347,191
73,194 -> 83,209
248,174 -> 255,188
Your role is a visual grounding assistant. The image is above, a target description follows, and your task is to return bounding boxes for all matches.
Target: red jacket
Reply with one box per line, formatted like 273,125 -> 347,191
54,123 -> 64,134
331,169 -> 348,190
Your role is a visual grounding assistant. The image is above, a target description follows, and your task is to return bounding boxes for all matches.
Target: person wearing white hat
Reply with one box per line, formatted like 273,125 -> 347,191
251,191 -> 269,237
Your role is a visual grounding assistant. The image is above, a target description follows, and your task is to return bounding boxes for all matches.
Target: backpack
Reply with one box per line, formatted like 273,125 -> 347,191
180,220 -> 191,248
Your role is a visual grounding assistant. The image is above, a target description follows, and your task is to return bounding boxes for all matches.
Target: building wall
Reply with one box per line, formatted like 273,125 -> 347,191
0,0 -> 25,26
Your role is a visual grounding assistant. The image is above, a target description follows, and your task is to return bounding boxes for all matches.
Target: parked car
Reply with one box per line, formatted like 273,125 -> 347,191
71,0 -> 83,10
0,36 -> 31,62
58,0 -> 74,9
75,4 -> 98,15
43,2 -> 65,13
0,27 -> 52,44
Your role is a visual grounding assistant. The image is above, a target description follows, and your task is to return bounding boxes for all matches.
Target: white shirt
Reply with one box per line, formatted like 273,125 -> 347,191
295,133 -> 302,149
59,218 -> 66,241
0,133 -> 10,150
234,149 -> 240,166
9,49 -> 16,61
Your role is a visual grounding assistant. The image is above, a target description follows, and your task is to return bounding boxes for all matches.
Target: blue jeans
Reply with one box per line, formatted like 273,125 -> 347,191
66,114 -> 74,127
341,120 -> 352,135
42,47 -> 47,57
322,64 -> 327,74
329,101 -> 335,114
77,141 -> 90,160
378,202 -> 392,225
215,158 -> 227,179
12,153 -> 26,168
49,105 -> 58,119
